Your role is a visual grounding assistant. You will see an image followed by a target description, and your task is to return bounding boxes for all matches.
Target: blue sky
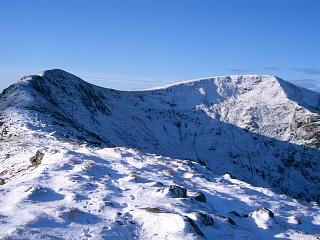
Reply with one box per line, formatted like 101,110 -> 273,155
1,0 -> 320,91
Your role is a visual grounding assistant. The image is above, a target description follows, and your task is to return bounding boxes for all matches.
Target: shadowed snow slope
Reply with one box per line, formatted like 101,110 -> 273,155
0,69 -> 320,239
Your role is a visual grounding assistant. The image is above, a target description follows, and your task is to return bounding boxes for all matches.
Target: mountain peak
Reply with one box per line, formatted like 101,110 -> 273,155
38,68 -> 78,79
19,69 -> 84,87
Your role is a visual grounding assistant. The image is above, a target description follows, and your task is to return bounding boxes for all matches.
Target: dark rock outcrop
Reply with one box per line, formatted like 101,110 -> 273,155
167,185 -> 187,198
30,151 -> 44,166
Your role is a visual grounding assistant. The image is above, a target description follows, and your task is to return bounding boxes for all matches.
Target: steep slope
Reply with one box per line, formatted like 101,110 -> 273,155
0,69 -> 319,203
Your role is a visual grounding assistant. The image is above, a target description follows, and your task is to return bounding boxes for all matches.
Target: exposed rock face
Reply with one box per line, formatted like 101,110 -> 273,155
217,215 -> 236,225
141,207 -> 173,214
0,178 -> 5,185
195,211 -> 214,226
194,192 -> 207,203
167,185 -> 187,198
183,216 -> 205,237
29,151 -> 44,166
302,115 -> 320,148
0,69 -> 319,202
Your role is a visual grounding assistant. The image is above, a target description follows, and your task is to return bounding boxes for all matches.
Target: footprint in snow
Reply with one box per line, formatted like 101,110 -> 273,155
59,208 -> 101,225
27,187 -> 64,203
57,163 -> 73,171
79,182 -> 99,191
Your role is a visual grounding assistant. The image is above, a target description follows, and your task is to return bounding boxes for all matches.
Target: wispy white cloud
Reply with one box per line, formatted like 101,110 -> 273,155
290,79 -> 320,92
262,66 -> 281,71
228,68 -> 252,74
293,67 -> 320,75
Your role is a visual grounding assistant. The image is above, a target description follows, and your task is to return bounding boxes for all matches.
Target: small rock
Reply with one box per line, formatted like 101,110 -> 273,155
227,218 -> 236,225
229,211 -> 241,217
0,178 -> 5,185
128,220 -> 135,224
194,192 -> 206,203
116,220 -> 123,225
218,215 -> 236,225
152,182 -> 164,187
30,150 -> 44,166
184,216 -> 205,237
0,170 -> 8,176
249,208 -> 274,229
167,185 -> 187,198
104,201 -> 114,206
195,211 -> 214,226
141,207 -> 173,214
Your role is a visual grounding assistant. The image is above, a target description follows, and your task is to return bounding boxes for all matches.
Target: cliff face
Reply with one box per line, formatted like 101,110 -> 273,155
1,69 -> 319,202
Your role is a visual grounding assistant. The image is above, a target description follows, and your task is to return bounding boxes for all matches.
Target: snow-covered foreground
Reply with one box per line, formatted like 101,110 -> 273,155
0,127 -> 319,240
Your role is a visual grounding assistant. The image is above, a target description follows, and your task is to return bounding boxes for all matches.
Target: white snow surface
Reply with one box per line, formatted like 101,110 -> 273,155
0,69 -> 319,239
0,122 -> 319,239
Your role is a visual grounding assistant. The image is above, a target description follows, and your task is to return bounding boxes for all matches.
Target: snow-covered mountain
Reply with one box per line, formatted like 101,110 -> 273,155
0,69 -> 319,239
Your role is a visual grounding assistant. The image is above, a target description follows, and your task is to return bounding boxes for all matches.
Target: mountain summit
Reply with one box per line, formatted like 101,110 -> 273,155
0,70 -> 319,239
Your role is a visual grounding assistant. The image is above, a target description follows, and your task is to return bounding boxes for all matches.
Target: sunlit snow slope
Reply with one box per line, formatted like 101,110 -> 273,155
0,69 -> 319,239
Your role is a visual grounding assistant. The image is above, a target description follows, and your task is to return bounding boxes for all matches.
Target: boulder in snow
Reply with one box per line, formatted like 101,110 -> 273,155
193,192 -> 207,203
195,211 -> 214,226
249,208 -> 274,229
30,150 -> 44,166
166,185 -> 187,198
0,178 -> 5,185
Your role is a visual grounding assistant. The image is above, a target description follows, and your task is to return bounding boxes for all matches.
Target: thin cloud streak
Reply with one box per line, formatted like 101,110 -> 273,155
80,74 -> 172,85
294,67 -> 320,75
262,66 -> 281,71
228,68 -> 252,74
290,78 -> 320,92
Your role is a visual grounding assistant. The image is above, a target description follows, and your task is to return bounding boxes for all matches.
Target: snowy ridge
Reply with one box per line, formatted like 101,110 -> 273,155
144,74 -> 274,91
0,69 -> 319,239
